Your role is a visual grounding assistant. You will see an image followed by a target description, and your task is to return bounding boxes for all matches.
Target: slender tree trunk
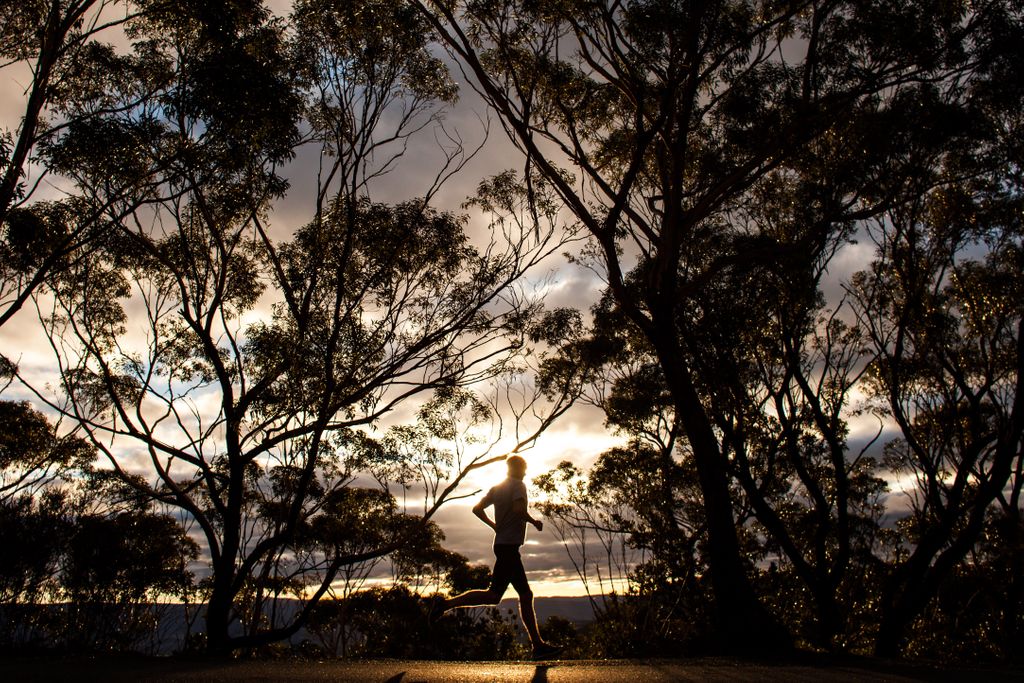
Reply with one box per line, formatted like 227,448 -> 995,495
206,459 -> 244,654
0,3 -> 65,223
875,479 -> 1021,656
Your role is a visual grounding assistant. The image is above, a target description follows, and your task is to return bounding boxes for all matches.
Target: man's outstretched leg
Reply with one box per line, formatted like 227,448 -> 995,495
428,586 -> 503,624
442,588 -> 502,611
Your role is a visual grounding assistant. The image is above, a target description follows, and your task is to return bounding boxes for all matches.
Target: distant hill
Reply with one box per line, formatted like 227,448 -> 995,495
498,595 -> 600,625
3,595 -> 602,654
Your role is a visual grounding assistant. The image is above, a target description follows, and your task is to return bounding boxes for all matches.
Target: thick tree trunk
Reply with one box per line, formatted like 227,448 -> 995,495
650,328 -> 791,652
874,591 -> 920,658
204,564 -> 236,654
1003,514 -> 1023,659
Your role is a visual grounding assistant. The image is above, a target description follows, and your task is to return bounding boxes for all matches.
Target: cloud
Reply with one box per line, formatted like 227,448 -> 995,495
0,1 -> 907,601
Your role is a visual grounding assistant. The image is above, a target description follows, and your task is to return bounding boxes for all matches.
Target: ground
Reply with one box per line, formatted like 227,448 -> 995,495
2,656 -> 1023,682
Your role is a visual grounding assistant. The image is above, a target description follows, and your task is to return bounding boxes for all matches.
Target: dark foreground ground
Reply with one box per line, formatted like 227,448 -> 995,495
3,656 -> 1023,683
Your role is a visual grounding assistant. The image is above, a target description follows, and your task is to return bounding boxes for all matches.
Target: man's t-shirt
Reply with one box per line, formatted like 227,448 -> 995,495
481,477 -> 529,546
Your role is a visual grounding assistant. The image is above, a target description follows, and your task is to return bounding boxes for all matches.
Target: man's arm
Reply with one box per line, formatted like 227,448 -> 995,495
512,497 -> 543,531
473,499 -> 497,531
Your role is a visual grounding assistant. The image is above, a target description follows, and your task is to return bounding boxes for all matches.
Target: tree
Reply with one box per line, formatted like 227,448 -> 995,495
537,274 -> 887,651
0,399 -> 94,647
0,1 -> 175,333
414,0 -> 1010,650
0,399 -> 94,501
852,196 -> 1022,656
23,0 -> 574,653
58,507 -> 199,652
850,127 -> 1022,657
842,4 -> 1024,654
0,490 -> 70,615
0,399 -> 197,653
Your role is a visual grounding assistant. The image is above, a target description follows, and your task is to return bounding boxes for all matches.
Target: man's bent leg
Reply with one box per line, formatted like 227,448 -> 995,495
517,588 -> 543,646
505,546 -> 546,648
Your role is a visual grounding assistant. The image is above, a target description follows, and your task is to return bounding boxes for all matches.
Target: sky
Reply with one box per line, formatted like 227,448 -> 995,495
263,85 -> 628,599
0,0 -> 905,599
0,0 -> 629,598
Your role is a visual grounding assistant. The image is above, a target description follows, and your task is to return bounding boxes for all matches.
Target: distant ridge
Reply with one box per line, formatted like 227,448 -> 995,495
496,595 -> 600,624
1,595 -> 603,654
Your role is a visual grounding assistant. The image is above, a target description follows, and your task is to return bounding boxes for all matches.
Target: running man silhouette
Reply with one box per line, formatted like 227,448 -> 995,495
435,455 -> 562,660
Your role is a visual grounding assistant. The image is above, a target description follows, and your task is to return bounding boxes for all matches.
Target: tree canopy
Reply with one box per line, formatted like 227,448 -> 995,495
0,0 -> 1021,662
415,0 -> 1023,656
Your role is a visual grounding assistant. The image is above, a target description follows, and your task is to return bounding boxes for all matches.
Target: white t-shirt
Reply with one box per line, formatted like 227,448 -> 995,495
481,477 -> 529,546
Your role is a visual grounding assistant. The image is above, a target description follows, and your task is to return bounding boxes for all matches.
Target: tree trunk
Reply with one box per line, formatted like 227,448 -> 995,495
651,328 -> 791,652
206,475 -> 243,654
205,576 -> 234,655
874,599 -> 914,659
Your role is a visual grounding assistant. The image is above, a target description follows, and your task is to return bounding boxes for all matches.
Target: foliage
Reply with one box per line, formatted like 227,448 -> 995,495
1,0 -> 1021,663
0,421 -> 198,654
0,491 -> 71,610
4,0 -> 574,655
0,0 -> 165,332
305,586 -> 527,660
55,509 -> 200,652
421,0 -> 1023,657
0,400 -> 94,501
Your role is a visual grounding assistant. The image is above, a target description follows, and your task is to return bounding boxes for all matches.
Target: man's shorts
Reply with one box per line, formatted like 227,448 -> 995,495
490,543 -> 531,596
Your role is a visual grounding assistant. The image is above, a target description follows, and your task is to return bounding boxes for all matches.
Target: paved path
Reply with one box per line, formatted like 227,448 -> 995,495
3,657 -> 1022,682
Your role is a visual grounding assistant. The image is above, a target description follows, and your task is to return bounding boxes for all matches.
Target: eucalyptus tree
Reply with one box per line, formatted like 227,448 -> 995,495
858,232 -> 1022,654
683,211 -> 888,650
0,399 -> 95,502
0,0 -> 171,331
0,400 -> 92,628
839,3 -> 1024,655
850,103 -> 1022,659
413,0 -> 997,649
851,184 -> 1022,656
536,257 -> 890,651
27,0 -> 574,652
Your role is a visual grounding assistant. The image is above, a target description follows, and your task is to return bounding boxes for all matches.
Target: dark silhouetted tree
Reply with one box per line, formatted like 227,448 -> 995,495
0,399 -> 94,646
0,399 -> 197,652
849,67 -> 1023,654
22,0 -> 576,653
415,0 -> 1017,651
0,1 -> 175,333
58,507 -> 199,652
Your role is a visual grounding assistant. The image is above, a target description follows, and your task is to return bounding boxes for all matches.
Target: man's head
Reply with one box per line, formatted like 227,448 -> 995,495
506,455 -> 527,479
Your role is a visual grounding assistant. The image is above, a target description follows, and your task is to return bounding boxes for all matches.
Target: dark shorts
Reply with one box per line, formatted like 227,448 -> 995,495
489,543 -> 531,597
